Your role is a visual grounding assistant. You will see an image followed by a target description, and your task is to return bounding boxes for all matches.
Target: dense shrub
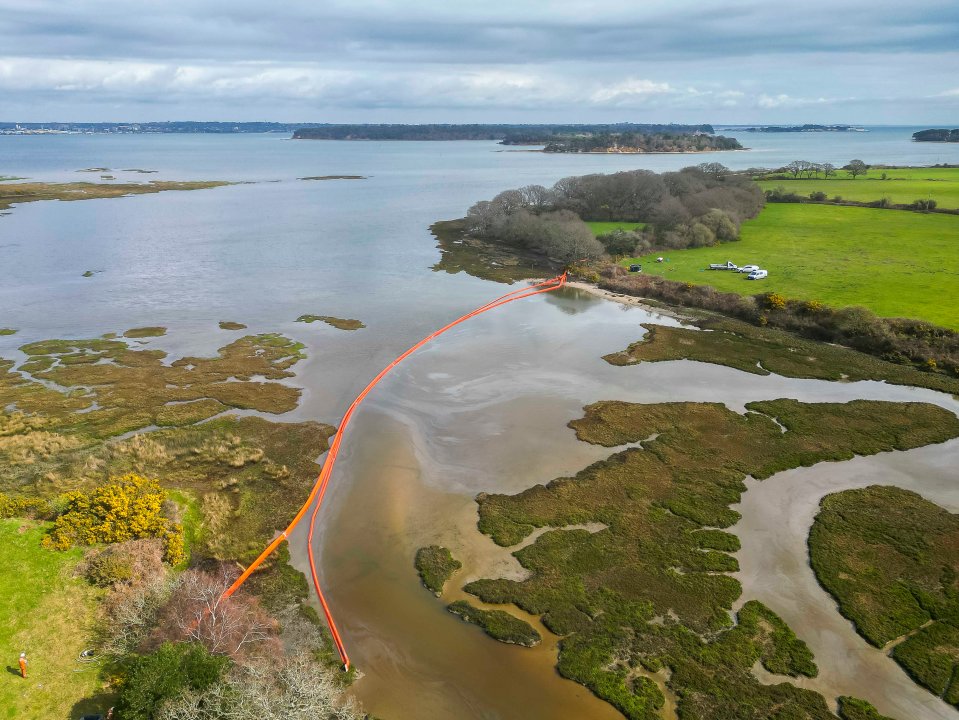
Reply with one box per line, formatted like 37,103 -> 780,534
82,538 -> 166,588
597,229 -> 646,256
760,293 -> 788,311
42,473 -> 185,564
912,199 -> 938,212
0,492 -> 50,519
765,186 -> 805,203
114,642 -> 230,720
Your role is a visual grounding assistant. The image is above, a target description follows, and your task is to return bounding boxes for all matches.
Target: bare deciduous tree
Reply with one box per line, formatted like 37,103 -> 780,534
518,184 -> 554,213
846,159 -> 869,179
156,652 -> 360,720
165,567 -> 275,658
99,574 -> 173,657
697,162 -> 729,178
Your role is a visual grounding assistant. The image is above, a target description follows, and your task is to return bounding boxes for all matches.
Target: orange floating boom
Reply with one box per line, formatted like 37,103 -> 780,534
220,272 -> 568,670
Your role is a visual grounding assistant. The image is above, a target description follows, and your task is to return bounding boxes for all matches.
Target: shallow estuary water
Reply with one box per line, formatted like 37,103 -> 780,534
2,128 -> 959,719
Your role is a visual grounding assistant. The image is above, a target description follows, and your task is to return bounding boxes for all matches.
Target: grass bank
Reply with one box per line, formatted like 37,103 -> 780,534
620,203 -> 959,329
587,221 -> 646,236
0,519 -> 103,718
757,167 -> 959,209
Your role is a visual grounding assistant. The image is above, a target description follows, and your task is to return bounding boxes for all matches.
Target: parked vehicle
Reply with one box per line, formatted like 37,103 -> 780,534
629,264 -> 642,272
738,264 -> 759,274
746,269 -> 768,280
708,261 -> 738,270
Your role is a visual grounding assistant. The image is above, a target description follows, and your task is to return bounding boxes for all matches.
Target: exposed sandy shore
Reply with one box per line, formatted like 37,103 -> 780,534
564,279 -> 691,321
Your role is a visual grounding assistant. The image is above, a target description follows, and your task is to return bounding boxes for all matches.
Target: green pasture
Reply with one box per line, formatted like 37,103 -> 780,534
0,519 -> 103,718
622,203 -> 959,329
587,221 -> 645,235
757,166 -> 959,209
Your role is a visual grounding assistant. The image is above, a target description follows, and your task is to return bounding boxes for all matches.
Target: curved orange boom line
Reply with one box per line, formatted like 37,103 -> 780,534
220,272 -> 568,670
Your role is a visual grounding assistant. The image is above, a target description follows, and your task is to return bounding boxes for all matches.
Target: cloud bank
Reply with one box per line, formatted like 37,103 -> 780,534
0,0 -> 956,122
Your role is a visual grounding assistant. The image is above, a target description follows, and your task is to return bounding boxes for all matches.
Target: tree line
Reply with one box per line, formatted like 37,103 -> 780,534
542,132 -> 742,153
292,123 -> 716,142
464,164 -> 765,262
765,159 -> 869,179
912,129 -> 959,143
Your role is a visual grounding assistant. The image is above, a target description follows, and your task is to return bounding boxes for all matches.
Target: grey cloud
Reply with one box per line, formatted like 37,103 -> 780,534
0,0 -> 956,121
2,1 -> 957,63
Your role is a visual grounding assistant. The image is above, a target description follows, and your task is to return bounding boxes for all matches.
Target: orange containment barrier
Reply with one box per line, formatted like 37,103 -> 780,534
220,272 -> 568,670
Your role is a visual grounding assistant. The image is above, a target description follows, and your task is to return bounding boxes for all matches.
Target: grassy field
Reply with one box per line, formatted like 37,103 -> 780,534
0,519 -> 104,718
622,203 -> 959,328
757,167 -> 959,209
587,221 -> 645,235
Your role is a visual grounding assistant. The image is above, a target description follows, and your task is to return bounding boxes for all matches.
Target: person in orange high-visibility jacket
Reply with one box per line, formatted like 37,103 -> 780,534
18,652 -> 26,678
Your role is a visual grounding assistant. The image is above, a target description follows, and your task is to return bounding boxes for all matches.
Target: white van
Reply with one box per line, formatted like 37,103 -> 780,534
746,269 -> 768,280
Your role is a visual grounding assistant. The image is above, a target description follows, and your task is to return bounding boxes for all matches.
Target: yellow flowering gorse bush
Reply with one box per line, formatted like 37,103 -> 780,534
42,473 -> 185,564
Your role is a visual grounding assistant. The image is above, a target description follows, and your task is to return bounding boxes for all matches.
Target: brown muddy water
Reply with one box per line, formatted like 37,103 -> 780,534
293,288 -> 959,720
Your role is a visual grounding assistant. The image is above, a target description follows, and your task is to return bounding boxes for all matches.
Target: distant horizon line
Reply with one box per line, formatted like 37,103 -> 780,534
0,121 -> 952,128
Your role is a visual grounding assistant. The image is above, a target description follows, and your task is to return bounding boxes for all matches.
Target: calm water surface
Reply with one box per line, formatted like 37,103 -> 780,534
2,129 -> 959,718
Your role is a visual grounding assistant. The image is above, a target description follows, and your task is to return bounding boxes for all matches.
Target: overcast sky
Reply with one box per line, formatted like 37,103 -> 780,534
1,0 -> 957,123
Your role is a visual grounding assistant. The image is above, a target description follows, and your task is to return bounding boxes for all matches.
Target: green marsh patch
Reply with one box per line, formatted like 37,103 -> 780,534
0,180 -> 231,215
810,486 -> 959,704
296,314 -> 365,330
6,333 -> 306,442
460,399 -> 959,719
415,545 -> 462,595
218,321 -> 247,330
123,326 -> 166,338
447,600 -> 541,647
620,203 -> 959,329
838,696 -> 898,720
299,175 -> 367,181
